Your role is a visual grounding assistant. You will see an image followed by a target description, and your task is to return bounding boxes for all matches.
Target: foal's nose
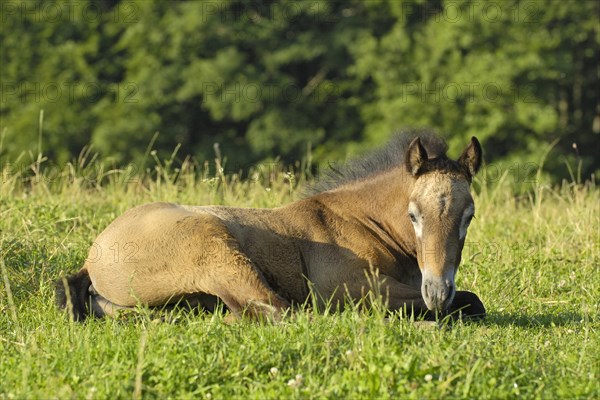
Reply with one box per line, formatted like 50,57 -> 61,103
422,279 -> 455,312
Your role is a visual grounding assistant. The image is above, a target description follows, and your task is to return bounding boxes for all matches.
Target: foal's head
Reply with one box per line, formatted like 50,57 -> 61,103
405,136 -> 482,313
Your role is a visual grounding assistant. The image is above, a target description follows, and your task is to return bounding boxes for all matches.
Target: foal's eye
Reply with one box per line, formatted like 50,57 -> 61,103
465,215 -> 475,226
408,212 -> 417,223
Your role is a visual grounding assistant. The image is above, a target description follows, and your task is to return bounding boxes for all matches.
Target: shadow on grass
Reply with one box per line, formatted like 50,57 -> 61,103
481,311 -> 594,328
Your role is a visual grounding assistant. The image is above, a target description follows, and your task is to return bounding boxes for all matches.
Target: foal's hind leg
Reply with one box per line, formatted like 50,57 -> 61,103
203,252 -> 290,322
89,286 -> 222,319
180,215 -> 291,322
210,266 -> 291,322
88,285 -> 135,317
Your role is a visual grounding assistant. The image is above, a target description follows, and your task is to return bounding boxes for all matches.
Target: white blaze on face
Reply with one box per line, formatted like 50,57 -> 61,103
459,204 -> 475,240
408,175 -> 474,310
408,201 -> 423,239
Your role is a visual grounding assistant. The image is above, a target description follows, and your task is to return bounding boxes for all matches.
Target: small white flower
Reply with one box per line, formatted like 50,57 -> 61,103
287,379 -> 298,387
424,374 -> 433,382
345,350 -> 355,362
269,367 -> 279,378
287,374 -> 303,388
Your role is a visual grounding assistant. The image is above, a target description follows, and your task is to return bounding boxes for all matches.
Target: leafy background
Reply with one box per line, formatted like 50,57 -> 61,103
1,0 -> 598,180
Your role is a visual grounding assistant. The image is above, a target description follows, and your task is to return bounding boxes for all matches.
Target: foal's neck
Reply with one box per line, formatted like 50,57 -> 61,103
326,167 -> 417,254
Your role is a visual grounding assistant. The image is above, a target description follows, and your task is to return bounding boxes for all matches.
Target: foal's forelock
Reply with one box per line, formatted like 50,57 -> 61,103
410,172 -> 473,233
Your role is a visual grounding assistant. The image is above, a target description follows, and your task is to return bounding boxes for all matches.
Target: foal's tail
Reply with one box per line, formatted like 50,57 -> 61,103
55,269 -> 92,321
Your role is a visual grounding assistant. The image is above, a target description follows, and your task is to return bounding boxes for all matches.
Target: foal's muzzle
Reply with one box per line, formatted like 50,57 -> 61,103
422,278 -> 455,312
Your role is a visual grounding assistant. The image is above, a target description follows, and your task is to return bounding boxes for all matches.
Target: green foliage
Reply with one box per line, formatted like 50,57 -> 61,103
0,158 -> 598,398
1,0 -> 598,179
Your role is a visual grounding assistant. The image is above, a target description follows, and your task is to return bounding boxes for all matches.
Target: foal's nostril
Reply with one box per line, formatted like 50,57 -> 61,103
422,279 -> 455,311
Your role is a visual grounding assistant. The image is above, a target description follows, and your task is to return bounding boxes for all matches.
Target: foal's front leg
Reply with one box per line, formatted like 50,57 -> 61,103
373,275 -> 486,320
446,290 -> 486,320
342,273 -> 432,319
344,273 -> 485,320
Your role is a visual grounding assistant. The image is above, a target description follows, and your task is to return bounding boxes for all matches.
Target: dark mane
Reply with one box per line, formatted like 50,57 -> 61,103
309,130 -> 455,194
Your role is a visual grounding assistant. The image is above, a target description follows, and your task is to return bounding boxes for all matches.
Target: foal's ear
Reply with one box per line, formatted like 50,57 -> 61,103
458,136 -> 482,180
406,137 -> 428,176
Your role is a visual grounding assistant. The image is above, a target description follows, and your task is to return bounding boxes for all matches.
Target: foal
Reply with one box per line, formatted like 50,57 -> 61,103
57,133 -> 485,321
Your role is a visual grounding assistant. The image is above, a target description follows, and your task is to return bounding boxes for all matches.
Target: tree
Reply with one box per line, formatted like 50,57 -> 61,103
1,0 -> 598,181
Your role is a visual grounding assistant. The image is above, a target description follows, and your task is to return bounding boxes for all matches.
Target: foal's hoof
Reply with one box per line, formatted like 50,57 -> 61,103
447,291 -> 486,321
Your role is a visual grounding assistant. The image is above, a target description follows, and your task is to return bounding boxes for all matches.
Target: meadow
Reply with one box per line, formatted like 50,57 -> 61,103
0,154 -> 598,399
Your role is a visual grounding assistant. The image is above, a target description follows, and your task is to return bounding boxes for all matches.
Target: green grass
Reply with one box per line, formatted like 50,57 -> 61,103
0,157 -> 598,399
